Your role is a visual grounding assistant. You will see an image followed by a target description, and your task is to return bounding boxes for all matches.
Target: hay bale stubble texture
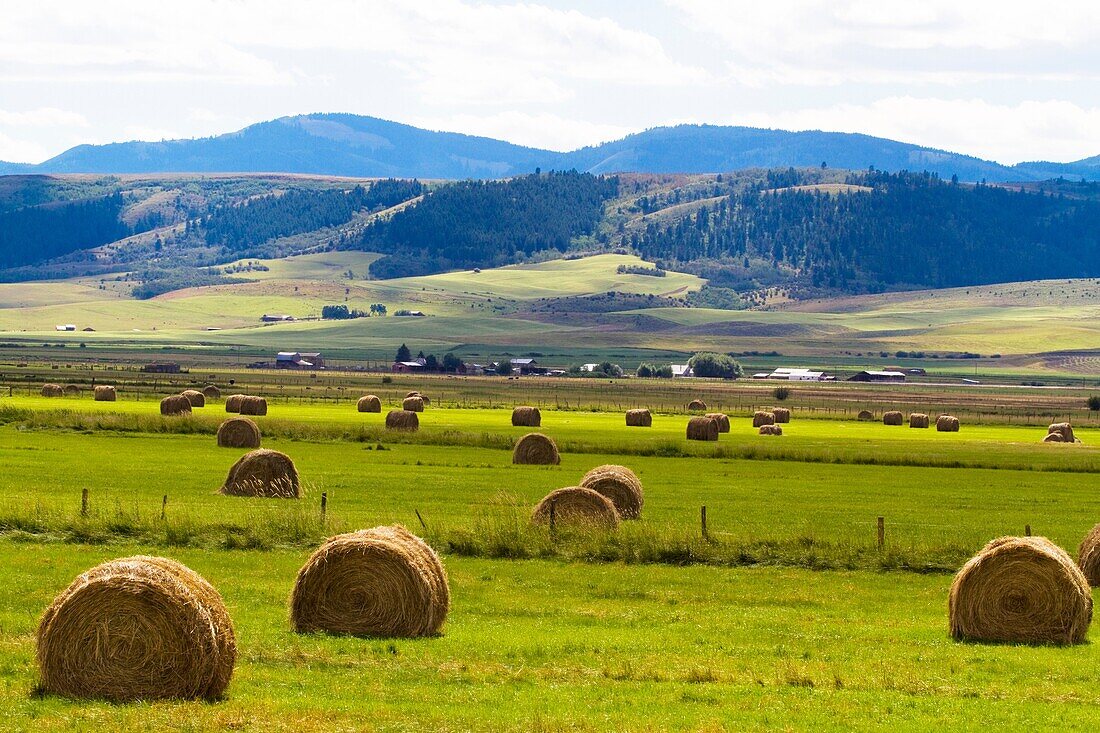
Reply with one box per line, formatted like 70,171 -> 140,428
752,411 -> 775,428
1048,423 -> 1075,443
580,464 -> 643,520
883,411 -> 903,426
63,384 -> 81,396
706,413 -> 731,433
909,413 -> 930,428
512,432 -> 561,465
759,424 -> 783,436
225,394 -> 244,413
625,409 -> 652,427
160,395 -> 191,416
937,415 -> 960,432
36,556 -> 236,701
385,410 -> 419,431
219,449 -> 299,498
772,407 -> 791,423
949,536 -> 1092,644
181,389 -> 205,408
202,385 -> 221,400
402,396 -> 425,412
1043,432 -> 1065,443
511,406 -> 541,427
687,399 -> 707,411
686,416 -> 719,441
357,395 -> 382,413
238,396 -> 267,416
41,383 -> 64,397
93,385 -> 116,402
216,417 -> 262,449
1077,524 -> 1100,587
291,525 -> 449,638
532,487 -> 620,528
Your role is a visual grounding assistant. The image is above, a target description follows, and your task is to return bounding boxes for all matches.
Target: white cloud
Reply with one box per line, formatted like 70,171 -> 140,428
0,108 -> 88,127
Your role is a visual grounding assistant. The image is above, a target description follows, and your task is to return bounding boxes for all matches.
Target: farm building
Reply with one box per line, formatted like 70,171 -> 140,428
276,352 -> 325,369
671,364 -> 693,378
143,362 -> 181,374
510,358 -> 547,375
395,310 -> 426,317
766,367 -> 828,381
579,363 -> 600,372
261,314 -> 296,322
55,324 -> 76,331
886,366 -> 927,376
848,370 -> 906,383
392,360 -> 426,373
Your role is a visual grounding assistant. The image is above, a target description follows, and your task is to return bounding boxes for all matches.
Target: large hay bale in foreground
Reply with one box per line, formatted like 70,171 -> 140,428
357,395 -> 382,413
687,399 -> 707,411
580,464 -> 643,520
625,408 -> 652,427
202,385 -> 221,400
291,525 -> 449,638
883,411 -> 903,426
909,413 -> 929,429
41,383 -> 64,397
532,487 -> 620,528
219,449 -> 299,498
512,406 -> 541,427
36,555 -> 236,701
513,432 -> 561,465
1077,524 -> 1100,587
949,536 -> 1092,645
1048,422 -> 1075,443
238,396 -> 267,416
752,411 -> 775,428
1043,432 -> 1065,443
181,389 -> 205,408
759,424 -> 783,436
772,407 -> 791,424
385,410 -> 419,431
937,415 -> 960,432
93,385 -> 116,402
402,396 -> 425,412
217,417 -> 262,449
686,416 -> 718,441
857,410 -> 874,421
706,413 -> 731,433
63,384 -> 81,396
225,394 -> 244,413
160,395 -> 192,416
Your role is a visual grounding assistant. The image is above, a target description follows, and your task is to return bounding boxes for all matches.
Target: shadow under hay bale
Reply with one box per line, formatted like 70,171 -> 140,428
291,525 -> 449,638
41,383 -> 64,397
686,416 -> 718,441
1048,422 -> 1076,444
687,399 -> 707,411
949,536 -> 1092,645
160,395 -> 191,416
857,410 -> 874,421
36,555 -> 236,702
93,385 -> 116,402
358,395 -> 382,413
532,486 -> 620,528
883,411 -> 903,426
219,449 -> 299,498
402,396 -> 425,412
705,413 -> 731,433
1078,524 -> 1100,587
759,424 -> 783,436
202,385 -> 221,400
225,394 -> 244,413
752,411 -> 775,428
580,464 -> 643,519
238,396 -> 267,416
772,407 -> 791,424
181,389 -> 205,408
513,432 -> 561,465
625,409 -> 652,427
217,417 -> 262,449
909,413 -> 929,428
511,406 -> 541,427
385,410 -> 419,431
937,415 -> 960,432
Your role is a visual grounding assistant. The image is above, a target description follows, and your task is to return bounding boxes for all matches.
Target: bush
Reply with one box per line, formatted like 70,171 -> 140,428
688,352 -> 743,379
773,386 -> 791,401
1088,395 -> 1100,411
381,375 -> 393,384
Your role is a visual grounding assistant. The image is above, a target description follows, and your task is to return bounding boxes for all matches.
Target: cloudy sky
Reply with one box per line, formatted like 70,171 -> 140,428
3,0 -> 1100,164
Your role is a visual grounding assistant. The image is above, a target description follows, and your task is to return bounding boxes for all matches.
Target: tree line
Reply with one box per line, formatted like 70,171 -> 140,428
0,193 -> 132,268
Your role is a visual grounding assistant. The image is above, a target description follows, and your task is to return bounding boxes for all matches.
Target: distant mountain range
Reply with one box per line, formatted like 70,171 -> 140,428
1,113 -> 1098,182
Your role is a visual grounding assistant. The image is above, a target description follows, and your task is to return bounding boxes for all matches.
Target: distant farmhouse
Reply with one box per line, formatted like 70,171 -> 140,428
752,367 -> 830,381
510,358 -> 547,376
261,314 -> 296,323
848,370 -> 906,383
55,324 -> 76,331
143,362 -> 181,374
670,364 -> 693,378
392,358 -> 426,373
276,352 -> 324,369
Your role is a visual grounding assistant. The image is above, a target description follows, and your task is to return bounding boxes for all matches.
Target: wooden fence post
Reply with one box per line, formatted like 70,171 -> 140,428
320,492 -> 328,524
1025,524 -> 1031,537
81,488 -> 88,517
701,505 -> 708,540
415,508 -> 426,530
161,494 -> 167,520
877,516 -> 885,551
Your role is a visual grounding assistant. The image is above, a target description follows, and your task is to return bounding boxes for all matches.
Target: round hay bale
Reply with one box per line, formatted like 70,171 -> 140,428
883,411 -> 903,426
759,424 -> 783,436
686,416 -> 718,441
63,384 -> 81,396
405,391 -> 421,398
291,525 -> 449,638
181,389 -> 205,408
687,399 -> 707,411
93,385 -> 116,402
625,408 -> 652,427
909,413 -> 930,429
949,536 -> 1092,645
202,385 -> 221,400
225,394 -> 244,413
511,406 -> 541,427
513,432 -> 561,465
238,396 -> 267,416
532,486 -> 620,528
705,413 -> 731,433
219,449 -> 299,498
41,383 -> 64,397
1077,524 -> 1100,587
217,417 -> 261,449
1043,432 -> 1066,443
385,410 -> 419,431
752,411 -> 775,428
772,407 -> 791,424
402,396 -> 425,412
937,415 -> 960,432
1048,422 -> 1075,443
357,395 -> 382,413
36,555 -> 236,701
580,464 -> 643,519
160,395 -> 192,416
857,410 -> 874,421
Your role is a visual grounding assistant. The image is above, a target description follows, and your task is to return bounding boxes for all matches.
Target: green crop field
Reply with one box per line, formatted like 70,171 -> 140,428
3,391 -> 1100,730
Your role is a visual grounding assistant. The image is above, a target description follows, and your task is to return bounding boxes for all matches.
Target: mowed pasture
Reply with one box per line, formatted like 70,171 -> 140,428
5,393 -> 1100,729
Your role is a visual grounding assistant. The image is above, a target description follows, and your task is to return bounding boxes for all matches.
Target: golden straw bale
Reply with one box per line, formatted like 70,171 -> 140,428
238,396 -> 267,416
41,383 -> 64,397
759,424 -> 783,436
357,395 -> 382,413
63,384 -> 81,396
405,391 -> 421,398
160,395 -> 192,416
291,525 -> 449,638
937,415 -> 960,432
687,399 -> 707,411
1043,433 -> 1065,443
772,407 -> 791,424
949,536 -> 1092,645
752,411 -> 775,428
580,464 -> 643,519
909,413 -> 930,428
36,555 -> 236,701
512,406 -> 541,427
1048,423 -> 1075,443
216,417 -> 262,449
202,385 -> 221,400
512,432 -> 561,465
181,389 -> 205,408
625,409 -> 652,427
1077,524 -> 1100,587
219,449 -> 299,498
687,416 -> 718,441
225,394 -> 244,413
705,413 -> 731,433
385,410 -> 419,430
93,385 -> 116,402
883,411 -> 903,426
532,487 -> 620,528
402,396 -> 425,412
